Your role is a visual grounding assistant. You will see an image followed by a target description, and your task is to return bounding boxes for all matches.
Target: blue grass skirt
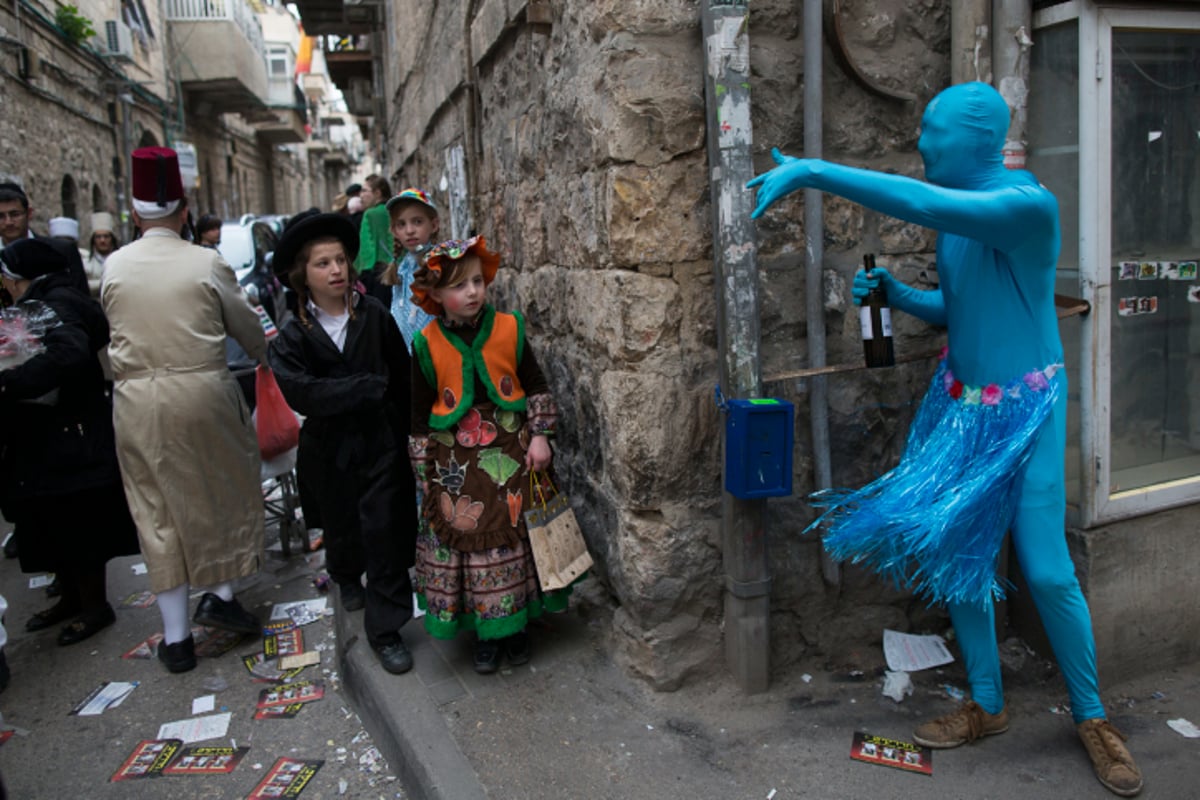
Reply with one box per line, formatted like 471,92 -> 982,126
807,354 -> 1062,608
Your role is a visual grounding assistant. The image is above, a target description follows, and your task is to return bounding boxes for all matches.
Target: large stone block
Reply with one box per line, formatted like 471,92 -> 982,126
591,34 -> 706,167
612,608 -> 723,691
596,371 -> 721,505
607,161 -> 709,267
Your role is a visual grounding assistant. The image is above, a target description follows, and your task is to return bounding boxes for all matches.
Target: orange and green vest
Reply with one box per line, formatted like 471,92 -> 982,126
413,305 -> 526,430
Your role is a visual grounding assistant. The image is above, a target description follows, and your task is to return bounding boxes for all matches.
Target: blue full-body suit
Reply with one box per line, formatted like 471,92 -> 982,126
748,82 -> 1103,723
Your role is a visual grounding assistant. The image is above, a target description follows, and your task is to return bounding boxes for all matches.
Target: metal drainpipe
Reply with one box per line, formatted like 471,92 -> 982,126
952,0 -> 993,85
802,0 -> 838,586
992,0 -> 1032,169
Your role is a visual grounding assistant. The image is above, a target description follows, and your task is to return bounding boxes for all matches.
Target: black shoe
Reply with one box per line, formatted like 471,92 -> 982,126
45,576 -> 61,597
0,651 -> 10,693
503,631 -> 530,666
56,604 -> 116,646
373,640 -> 413,674
25,601 -> 81,632
157,636 -> 197,673
192,593 -> 260,635
340,582 -> 366,612
2,534 -> 16,559
474,638 -> 501,674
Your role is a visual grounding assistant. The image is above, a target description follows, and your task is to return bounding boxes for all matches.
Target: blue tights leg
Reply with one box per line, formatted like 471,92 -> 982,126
948,510 -> 1102,722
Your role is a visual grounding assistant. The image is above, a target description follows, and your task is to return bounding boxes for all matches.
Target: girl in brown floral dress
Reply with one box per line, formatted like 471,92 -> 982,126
408,236 -> 571,674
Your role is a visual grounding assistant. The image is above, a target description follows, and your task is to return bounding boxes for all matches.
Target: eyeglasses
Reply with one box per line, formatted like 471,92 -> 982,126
0,210 -> 29,221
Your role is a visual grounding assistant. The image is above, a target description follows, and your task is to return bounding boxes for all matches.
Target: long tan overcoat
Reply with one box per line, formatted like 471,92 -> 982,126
102,227 -> 267,593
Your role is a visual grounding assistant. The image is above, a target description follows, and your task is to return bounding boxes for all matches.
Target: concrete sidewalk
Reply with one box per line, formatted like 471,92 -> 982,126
338,579 -> 1200,800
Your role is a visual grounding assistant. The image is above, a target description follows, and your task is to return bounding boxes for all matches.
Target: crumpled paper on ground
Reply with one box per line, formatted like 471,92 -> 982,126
881,670 -> 914,702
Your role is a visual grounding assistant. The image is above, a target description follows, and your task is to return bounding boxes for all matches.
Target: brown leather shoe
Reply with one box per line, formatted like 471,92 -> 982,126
913,700 -> 1010,748
1078,718 -> 1143,797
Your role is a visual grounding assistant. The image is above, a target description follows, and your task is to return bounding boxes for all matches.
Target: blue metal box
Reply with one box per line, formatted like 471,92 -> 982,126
724,397 -> 794,498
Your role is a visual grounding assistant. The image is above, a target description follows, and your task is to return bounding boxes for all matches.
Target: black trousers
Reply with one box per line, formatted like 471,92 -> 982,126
304,448 -> 416,648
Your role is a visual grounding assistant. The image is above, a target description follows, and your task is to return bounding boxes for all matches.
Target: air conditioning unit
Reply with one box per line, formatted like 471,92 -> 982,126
103,19 -> 135,62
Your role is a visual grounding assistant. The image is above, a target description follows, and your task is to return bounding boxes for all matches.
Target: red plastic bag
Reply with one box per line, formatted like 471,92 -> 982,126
255,365 -> 299,460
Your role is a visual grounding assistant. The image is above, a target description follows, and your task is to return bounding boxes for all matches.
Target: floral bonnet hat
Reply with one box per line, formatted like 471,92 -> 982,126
410,235 -> 501,315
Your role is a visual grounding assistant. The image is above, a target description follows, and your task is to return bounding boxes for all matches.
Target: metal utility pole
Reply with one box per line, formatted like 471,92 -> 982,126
702,2 -> 770,694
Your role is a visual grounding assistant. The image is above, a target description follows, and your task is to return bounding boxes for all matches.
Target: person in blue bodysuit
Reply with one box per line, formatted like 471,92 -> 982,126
748,82 -> 1142,797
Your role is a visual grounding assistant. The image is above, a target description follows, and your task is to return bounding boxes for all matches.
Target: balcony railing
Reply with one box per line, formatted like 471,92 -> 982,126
164,0 -> 266,63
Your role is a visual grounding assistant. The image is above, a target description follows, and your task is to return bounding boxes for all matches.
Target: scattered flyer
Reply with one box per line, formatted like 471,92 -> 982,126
883,629 -> 955,672
192,694 -> 216,715
1167,718 -> 1200,738
245,757 -> 323,799
850,731 -> 932,776
195,627 -> 247,658
254,702 -> 307,720
263,620 -> 296,638
242,652 -> 306,684
162,745 -> 250,776
118,590 -> 157,609
123,632 -> 165,660
256,679 -> 325,710
70,681 -> 139,716
269,598 -> 328,626
157,711 -> 232,744
110,739 -> 182,782
28,574 -> 54,589
264,627 -> 304,659
278,651 -> 321,670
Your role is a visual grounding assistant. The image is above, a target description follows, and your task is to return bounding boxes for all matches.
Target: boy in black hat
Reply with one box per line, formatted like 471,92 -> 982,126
267,211 -> 418,674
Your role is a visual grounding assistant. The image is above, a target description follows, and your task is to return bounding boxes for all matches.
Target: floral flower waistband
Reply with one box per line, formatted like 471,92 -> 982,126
939,348 -> 1063,406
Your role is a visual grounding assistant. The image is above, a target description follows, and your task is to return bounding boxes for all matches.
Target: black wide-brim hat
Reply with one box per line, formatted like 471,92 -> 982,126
272,209 -> 360,285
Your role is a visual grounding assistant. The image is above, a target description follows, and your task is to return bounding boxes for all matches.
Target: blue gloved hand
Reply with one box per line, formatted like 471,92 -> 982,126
746,148 -> 809,218
851,267 -> 891,306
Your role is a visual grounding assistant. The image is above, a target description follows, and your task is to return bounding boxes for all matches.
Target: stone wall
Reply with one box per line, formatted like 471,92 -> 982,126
383,0 -> 951,689
0,4 -> 161,240
1,4 -> 315,238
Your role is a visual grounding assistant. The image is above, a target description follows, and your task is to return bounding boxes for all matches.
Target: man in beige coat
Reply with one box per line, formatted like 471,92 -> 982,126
102,147 -> 267,673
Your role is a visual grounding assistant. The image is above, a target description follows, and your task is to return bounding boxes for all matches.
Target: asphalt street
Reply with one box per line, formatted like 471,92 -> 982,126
0,516 -> 404,799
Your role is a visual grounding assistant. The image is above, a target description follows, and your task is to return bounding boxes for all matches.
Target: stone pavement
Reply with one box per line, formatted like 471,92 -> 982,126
340,578 -> 1200,800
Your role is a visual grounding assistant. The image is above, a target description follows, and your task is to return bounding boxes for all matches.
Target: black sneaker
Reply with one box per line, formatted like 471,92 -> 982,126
193,593 -> 260,635
0,651 -> 10,693
503,631 -> 531,666
157,636 -> 197,673
373,640 -> 413,674
474,638 -> 501,674
340,582 -> 366,612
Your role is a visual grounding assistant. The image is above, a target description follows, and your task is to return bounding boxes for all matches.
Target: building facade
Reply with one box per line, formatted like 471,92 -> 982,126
0,0 -> 359,241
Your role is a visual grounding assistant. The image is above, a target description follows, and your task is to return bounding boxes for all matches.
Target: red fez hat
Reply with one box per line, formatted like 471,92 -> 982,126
131,146 -> 185,206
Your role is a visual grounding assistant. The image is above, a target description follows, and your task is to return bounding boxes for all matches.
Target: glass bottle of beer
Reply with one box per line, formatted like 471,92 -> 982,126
860,253 -> 895,368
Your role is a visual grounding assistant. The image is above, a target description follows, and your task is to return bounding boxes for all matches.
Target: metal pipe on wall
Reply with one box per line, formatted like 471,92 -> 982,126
951,0 -> 992,84
992,0 -> 1032,168
801,0 -> 839,586
702,3 -> 770,694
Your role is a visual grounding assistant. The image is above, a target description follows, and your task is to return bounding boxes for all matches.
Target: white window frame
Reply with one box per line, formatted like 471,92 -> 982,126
1037,1 -> 1200,527
268,45 -> 292,80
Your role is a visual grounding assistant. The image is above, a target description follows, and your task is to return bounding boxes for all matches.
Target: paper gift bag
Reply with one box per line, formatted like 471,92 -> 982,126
524,475 -> 592,592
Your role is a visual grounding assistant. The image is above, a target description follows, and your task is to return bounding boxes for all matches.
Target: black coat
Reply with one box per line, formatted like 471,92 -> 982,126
0,270 -> 122,502
0,270 -> 138,571
268,294 -> 412,471
268,294 -> 417,572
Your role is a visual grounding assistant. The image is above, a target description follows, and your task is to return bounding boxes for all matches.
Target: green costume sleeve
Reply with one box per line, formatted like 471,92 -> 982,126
354,206 -> 393,274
